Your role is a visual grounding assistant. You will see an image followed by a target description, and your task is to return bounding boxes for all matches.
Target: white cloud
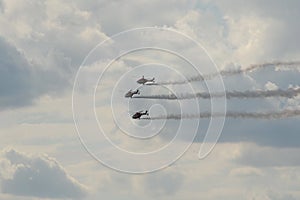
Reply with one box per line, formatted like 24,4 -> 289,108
265,81 -> 278,90
0,149 -> 87,199
229,167 -> 264,177
215,0 -> 300,60
68,0 -> 195,35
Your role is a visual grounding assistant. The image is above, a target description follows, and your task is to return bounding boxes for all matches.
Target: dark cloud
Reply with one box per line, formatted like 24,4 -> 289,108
234,144 -> 300,167
0,37 -> 72,110
0,0 -> 3,13
0,149 -> 87,199
191,117 -> 300,148
218,118 -> 300,148
267,191 -> 297,200
0,38 -> 35,108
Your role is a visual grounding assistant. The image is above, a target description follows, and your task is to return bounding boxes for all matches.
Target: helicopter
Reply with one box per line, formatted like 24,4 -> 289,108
124,89 -> 140,98
136,76 -> 155,85
132,110 -> 149,119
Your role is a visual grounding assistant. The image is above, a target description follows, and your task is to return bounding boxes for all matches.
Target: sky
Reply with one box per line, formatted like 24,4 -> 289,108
0,0 -> 300,199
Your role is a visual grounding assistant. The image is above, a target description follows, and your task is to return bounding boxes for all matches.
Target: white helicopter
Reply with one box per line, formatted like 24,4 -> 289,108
136,76 -> 155,85
124,89 -> 140,98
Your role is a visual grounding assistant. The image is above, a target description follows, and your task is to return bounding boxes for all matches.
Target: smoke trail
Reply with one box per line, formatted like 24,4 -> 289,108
154,61 -> 300,85
132,87 -> 300,100
142,109 -> 300,120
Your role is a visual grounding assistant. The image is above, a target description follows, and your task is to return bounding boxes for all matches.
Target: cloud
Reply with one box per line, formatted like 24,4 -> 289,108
0,149 -> 87,199
265,190 -> 298,200
234,143 -> 300,167
214,0 -> 300,61
68,0 -> 194,35
0,36 -> 73,110
0,37 -> 35,108
229,167 -> 263,177
142,171 -> 184,197
0,0 -> 108,109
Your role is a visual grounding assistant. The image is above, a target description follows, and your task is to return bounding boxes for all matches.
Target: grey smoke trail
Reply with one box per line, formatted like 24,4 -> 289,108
154,61 -> 300,85
142,109 -> 300,120
133,87 -> 300,100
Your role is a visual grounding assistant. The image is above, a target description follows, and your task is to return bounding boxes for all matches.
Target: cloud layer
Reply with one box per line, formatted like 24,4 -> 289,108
0,149 -> 87,199
0,0 -> 300,199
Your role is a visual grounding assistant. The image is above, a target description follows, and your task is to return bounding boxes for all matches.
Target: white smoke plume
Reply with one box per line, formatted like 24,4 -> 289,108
132,87 -> 300,100
143,109 -> 300,120
153,61 -> 300,85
